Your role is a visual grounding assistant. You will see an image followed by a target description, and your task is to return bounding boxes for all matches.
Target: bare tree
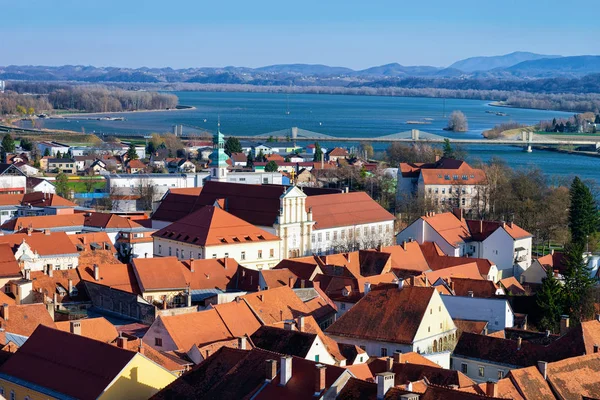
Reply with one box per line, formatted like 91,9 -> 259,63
136,178 -> 157,211
446,111 -> 468,132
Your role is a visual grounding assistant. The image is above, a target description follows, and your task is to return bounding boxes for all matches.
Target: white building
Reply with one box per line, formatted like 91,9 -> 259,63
37,142 -> 70,157
152,205 -> 282,270
397,158 -> 487,215
397,210 -> 532,279
441,295 -> 514,332
0,164 -> 27,195
3,231 -> 80,272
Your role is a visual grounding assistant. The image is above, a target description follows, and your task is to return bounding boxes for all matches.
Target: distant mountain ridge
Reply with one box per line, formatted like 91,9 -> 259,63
4,53 -> 600,83
449,51 -> 562,72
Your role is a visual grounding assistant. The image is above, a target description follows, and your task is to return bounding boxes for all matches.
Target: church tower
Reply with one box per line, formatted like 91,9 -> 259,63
209,120 -> 229,182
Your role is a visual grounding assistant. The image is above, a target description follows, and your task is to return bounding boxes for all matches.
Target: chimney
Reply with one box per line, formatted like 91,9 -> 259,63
560,315 -> 570,336
284,320 -> 295,331
280,356 -> 292,386
44,229 -> 50,236
186,286 -> 192,307
138,338 -> 144,355
537,361 -> 548,380
117,335 -> 127,349
162,297 -> 168,310
501,221 -> 506,228
364,282 -> 371,295
483,326 -> 488,335
314,364 -> 327,395
238,336 -> 247,350
24,269 -> 31,281
190,259 -> 195,273
452,207 -> 463,221
27,226 -> 32,236
468,290 -> 474,298
82,236 -> 87,245
386,356 -> 394,372
1,304 -> 8,321
485,381 -> 498,397
265,359 -> 277,381
48,265 -> 53,278
449,281 -> 455,293
376,372 -> 395,399
479,220 -> 483,232
551,248 -> 555,256
516,337 -> 522,350
93,264 -> 100,281
288,277 -> 294,288
68,279 -> 73,295
297,315 -> 305,332
393,351 -> 402,364
70,320 -> 81,335
224,257 -> 228,269
397,279 -> 404,290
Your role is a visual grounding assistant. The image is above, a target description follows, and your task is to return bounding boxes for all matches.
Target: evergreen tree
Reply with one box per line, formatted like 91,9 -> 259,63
313,142 -> 323,162
43,148 -> 51,157
562,242 -> 595,325
595,114 -> 600,124
146,140 -> 156,155
224,137 -> 242,156
536,267 -> 565,333
265,160 -> 278,172
569,177 -> 598,246
246,153 -> 254,168
442,139 -> 454,159
56,151 -> 62,159
127,144 -> 139,160
1,134 -> 15,153
256,150 -> 266,162
55,173 -> 70,199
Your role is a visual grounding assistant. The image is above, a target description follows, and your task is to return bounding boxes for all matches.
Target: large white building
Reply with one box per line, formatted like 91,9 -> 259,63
397,158 -> 487,215
152,205 -> 282,270
397,210 -> 532,279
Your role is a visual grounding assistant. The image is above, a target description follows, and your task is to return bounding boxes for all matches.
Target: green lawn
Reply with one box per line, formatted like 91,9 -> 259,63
67,181 -> 106,193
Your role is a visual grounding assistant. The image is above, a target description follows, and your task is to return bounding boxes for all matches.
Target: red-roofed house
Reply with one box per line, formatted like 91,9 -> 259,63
397,209 -> 532,279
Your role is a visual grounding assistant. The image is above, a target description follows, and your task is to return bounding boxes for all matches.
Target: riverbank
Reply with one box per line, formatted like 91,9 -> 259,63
53,105 -> 196,118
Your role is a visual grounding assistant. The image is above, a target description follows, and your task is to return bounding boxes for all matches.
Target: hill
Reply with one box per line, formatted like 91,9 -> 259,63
449,51 -> 561,72
255,64 -> 354,76
504,55 -> 600,78
357,63 -> 440,77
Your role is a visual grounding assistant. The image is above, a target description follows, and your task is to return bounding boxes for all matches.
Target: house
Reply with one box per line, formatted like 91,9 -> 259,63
47,158 -> 76,174
326,286 -> 457,368
420,241 -> 499,282
83,212 -> 154,245
0,303 -> 56,341
0,231 -> 80,272
151,347 -> 350,400
0,325 -> 176,400
166,158 -> 196,173
127,159 -> 148,174
115,229 -> 154,261
250,325 -> 337,365
0,213 -> 85,234
152,205 -> 282,270
25,177 -> 55,194
521,250 -> 566,285
397,209 -> 532,279
0,164 -> 26,195
36,141 -> 70,157
327,147 -> 349,162
229,152 -> 247,167
397,158 -> 487,214
440,293 -> 514,333
88,159 -> 108,175
68,232 -> 120,268
14,162 -> 39,177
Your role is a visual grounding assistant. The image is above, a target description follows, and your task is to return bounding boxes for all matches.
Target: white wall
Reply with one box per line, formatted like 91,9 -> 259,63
312,221 -> 395,255
143,317 -> 180,352
396,219 -> 460,256
441,295 -> 514,332
305,335 -> 337,365
451,355 -> 515,384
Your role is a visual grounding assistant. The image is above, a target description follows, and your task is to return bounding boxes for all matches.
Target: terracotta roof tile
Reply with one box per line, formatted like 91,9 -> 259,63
369,358 -> 476,388
55,317 -> 118,343
30,269 -> 85,302
83,212 -> 144,230
0,243 -> 21,278
153,205 -> 280,246
546,352 -> 600,399
115,337 -> 191,374
466,220 -> 531,241
1,214 -> 84,232
453,318 -> 488,335
449,277 -> 500,298
0,325 -> 136,400
0,194 -> 24,206
424,263 -> 484,283
420,242 -> 493,276
379,243 -> 430,272
0,231 -> 78,257
506,366 -> 554,399
78,263 -> 139,294
241,286 -> 311,325
250,326 -> 317,357
499,276 -> 526,295
306,192 -> 394,230
0,304 -> 56,336
326,287 -> 437,344
21,192 -> 77,207
422,212 -> 471,247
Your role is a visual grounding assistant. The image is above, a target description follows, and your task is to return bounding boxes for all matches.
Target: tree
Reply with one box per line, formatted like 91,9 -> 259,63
313,142 -> 323,162
256,150 -> 266,162
267,136 -> 276,143
126,143 -> 139,160
146,140 -> 156,155
224,137 -> 242,156
360,142 -> 374,159
55,173 -> 70,199
446,111 -> 468,132
43,148 -> 51,157
562,242 -> 595,325
536,267 -> 565,332
246,153 -> 254,168
55,151 -> 62,159
136,179 -> 157,211
19,138 -> 33,151
27,107 -> 35,116
568,177 -> 598,247
265,160 -> 278,172
1,134 -> 15,153
442,139 -> 454,159
176,148 -> 187,158
595,114 -> 600,124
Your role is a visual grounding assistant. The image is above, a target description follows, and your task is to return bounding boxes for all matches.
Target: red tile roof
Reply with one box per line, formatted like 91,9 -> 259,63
546,352 -> 600,399
424,263 -> 484,283
328,147 -> 349,157
0,304 -> 57,337
536,251 -> 568,274
466,220 -> 531,241
326,286 -> 437,344
0,325 -> 137,400
230,152 -> 248,163
453,319 -> 488,335
369,358 -> 476,388
420,241 -> 493,276
1,214 -> 84,232
422,212 -> 471,246
78,263 -> 139,294
0,243 -> 21,278
306,192 -> 395,230
21,192 -> 77,207
499,276 -> 526,295
400,158 -> 486,186
241,286 -> 312,325
153,205 -> 280,246
55,317 -> 118,343
83,212 -> 144,230
0,231 -> 78,257
449,277 -> 500,298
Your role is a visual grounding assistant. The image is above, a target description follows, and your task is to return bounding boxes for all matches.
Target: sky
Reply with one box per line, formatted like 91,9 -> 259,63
2,0 -> 598,69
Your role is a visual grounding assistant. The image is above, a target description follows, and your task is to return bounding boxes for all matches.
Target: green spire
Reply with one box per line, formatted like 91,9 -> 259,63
210,119 -> 229,168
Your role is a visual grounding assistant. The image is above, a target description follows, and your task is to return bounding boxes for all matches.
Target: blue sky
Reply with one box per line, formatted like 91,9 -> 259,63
2,0 -> 598,69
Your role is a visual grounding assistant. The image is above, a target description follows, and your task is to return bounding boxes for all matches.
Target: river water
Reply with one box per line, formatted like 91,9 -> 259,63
29,91 -> 600,182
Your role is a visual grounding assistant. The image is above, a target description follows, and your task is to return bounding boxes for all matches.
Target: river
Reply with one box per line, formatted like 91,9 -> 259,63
28,91 -> 600,182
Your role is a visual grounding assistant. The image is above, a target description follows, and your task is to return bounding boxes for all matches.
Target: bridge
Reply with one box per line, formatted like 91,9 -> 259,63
229,127 -> 600,152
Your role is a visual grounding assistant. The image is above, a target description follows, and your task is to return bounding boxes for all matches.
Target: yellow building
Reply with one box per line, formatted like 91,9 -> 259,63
0,325 -> 176,400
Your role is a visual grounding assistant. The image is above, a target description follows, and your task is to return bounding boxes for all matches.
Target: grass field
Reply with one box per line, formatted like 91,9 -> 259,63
67,181 -> 106,193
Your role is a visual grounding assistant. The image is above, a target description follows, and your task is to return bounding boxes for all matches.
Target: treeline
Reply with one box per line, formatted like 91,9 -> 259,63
539,112 -> 599,133
47,87 -> 178,113
0,92 -> 52,115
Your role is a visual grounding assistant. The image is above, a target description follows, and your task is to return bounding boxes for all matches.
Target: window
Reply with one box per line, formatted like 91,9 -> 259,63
379,225 -> 383,233
449,187 -> 453,194
155,337 -> 163,347
442,188 -> 446,194
315,354 -> 320,362
239,177 -> 246,181
461,198 -> 466,206
318,233 -> 322,242
224,253 -> 229,258
10,390 -> 14,400
371,226 -> 375,234
146,296 -> 154,302
440,323 -> 443,329
428,188 -> 432,194
478,366 -> 485,377
159,244 -> 162,254
181,250 -> 186,259
461,363 -> 468,374
326,232 -> 330,241
212,254 -> 217,259
430,308 -> 432,314
340,303 -> 346,310
176,249 -> 179,258
498,370 -> 505,379
270,249 -> 274,258
364,227 -> 368,235
428,326 -> 430,333
341,230 -> 346,239
386,225 -> 390,233
241,251 -> 246,260
435,188 -> 439,194
258,250 -> 263,259
169,247 -> 172,256
312,234 -> 315,243
333,231 -> 337,240
381,348 -> 388,357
